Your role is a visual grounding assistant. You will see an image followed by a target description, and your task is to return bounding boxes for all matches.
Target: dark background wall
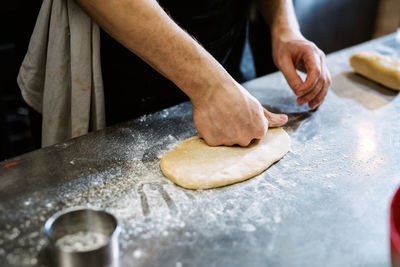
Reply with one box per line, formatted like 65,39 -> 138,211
0,0 -> 396,161
294,0 -> 380,54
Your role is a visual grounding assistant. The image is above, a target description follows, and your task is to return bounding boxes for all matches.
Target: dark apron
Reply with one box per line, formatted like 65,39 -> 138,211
100,0 -> 250,125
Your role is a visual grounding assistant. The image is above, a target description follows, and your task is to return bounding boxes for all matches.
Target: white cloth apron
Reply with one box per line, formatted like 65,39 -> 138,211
17,0 -> 105,147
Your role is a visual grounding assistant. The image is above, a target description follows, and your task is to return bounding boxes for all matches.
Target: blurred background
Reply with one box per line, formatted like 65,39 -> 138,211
0,0 -> 399,161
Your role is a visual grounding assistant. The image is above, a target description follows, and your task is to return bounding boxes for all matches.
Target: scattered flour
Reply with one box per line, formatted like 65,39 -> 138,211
55,231 -> 109,252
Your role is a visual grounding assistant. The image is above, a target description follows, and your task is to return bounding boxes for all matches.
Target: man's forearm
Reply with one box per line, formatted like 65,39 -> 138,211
256,0 -> 301,38
76,0 -> 234,104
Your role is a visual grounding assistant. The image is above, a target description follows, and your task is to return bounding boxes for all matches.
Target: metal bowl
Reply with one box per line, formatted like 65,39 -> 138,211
44,207 -> 120,267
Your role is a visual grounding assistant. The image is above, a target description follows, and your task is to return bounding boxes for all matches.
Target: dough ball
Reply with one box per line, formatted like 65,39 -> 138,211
160,128 -> 291,190
350,51 -> 400,90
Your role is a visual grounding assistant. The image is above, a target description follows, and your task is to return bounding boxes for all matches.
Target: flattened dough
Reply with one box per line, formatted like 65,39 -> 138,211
350,51 -> 400,90
160,128 -> 291,190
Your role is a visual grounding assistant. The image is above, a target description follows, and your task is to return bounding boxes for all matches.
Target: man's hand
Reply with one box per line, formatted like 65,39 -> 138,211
272,32 -> 331,109
257,0 -> 331,109
192,81 -> 287,147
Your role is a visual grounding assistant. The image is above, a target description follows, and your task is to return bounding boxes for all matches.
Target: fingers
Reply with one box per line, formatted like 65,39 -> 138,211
297,76 -> 324,107
197,111 -> 266,147
230,108 -> 287,146
201,130 -> 260,147
296,52 -> 321,95
236,114 -> 267,146
308,83 -> 328,109
200,110 -> 287,147
279,55 -> 304,96
279,50 -> 321,99
309,69 -> 331,109
263,108 -> 288,127
291,46 -> 331,109
298,53 -> 331,108
237,138 -> 253,147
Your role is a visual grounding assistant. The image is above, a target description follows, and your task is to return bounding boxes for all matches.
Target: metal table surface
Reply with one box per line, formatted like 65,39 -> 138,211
1,33 -> 400,267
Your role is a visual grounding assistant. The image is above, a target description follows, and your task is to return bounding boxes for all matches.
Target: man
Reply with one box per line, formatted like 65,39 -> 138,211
21,0 -> 331,147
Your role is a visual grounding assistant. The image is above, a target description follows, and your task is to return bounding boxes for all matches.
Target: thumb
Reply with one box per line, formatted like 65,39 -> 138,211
263,108 -> 288,127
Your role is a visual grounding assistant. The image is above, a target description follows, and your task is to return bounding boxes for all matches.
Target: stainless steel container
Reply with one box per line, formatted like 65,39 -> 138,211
44,207 -> 120,267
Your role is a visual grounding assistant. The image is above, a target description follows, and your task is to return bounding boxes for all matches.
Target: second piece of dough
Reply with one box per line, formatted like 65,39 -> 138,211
349,51 -> 400,91
160,128 -> 291,190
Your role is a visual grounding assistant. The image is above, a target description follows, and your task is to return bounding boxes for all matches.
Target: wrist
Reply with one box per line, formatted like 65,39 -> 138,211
188,74 -> 237,109
271,26 -> 304,54
176,52 -> 237,108
271,25 -> 302,42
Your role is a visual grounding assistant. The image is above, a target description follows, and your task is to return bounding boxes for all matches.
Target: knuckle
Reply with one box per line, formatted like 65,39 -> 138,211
305,95 -> 313,103
197,129 -> 207,138
310,98 -> 320,107
326,76 -> 332,86
318,90 -> 325,100
299,94 -> 308,103
206,139 -> 220,147
309,43 -> 319,52
318,80 -> 325,91
323,88 -> 329,98
293,90 -> 302,97
293,87 -> 305,96
305,42 -> 313,48
254,127 -> 266,139
197,130 -> 206,139
305,95 -> 318,103
203,133 -> 223,147
238,138 -> 251,147
315,93 -> 323,102
217,139 -> 235,146
310,86 -> 320,96
297,88 -> 308,97
318,92 -> 327,102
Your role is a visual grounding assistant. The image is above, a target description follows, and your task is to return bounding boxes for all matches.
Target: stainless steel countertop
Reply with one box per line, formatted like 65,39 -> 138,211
1,33 -> 399,267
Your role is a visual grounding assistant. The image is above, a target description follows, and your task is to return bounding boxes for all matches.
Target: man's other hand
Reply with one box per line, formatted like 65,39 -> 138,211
272,33 -> 331,109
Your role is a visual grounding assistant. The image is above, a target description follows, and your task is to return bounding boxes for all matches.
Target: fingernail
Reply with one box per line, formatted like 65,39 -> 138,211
280,114 -> 288,123
311,103 -> 320,109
